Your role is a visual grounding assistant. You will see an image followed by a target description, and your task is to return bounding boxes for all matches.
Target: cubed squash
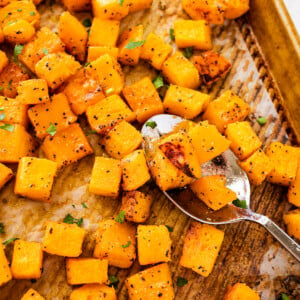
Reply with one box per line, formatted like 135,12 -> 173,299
87,46 -> 119,62
103,121 -> 142,159
19,27 -> 65,73
59,11 -> 88,62
288,164 -> 300,207
66,258 -> 108,285
180,222 -> 224,277
266,142 -> 299,186
238,149 -> 274,186
162,52 -> 200,89
17,79 -> 49,105
70,284 -> 116,300
140,32 -> 172,70
202,90 -> 251,133
163,84 -> 211,119
193,51 -> 232,85
93,219 -> 136,268
41,123 -> 94,168
118,24 -> 144,66
125,263 -> 174,300
86,94 -> 135,135
42,221 -> 86,257
137,225 -> 171,265
92,0 -> 129,20
225,122 -> 262,160
0,124 -> 35,163
125,0 -> 153,13
224,283 -> 260,300
283,209 -> 300,240
89,156 -> 121,197
0,239 -> 12,286
0,163 -> 13,190
21,289 -> 45,300
121,150 -> 151,190
121,191 -> 152,223
62,0 -> 91,12
3,19 -> 35,44
11,240 -> 43,279
14,157 -> 57,202
190,175 -> 237,210
35,52 -> 81,90
28,93 -> 77,139
88,18 -> 120,47
0,50 -> 8,73
122,77 -> 164,123
224,0 -> 250,19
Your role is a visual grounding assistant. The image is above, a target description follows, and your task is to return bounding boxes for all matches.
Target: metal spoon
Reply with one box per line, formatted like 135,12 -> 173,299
141,114 -> 300,261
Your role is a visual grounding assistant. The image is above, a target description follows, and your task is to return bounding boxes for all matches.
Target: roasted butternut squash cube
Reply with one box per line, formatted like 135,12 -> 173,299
122,77 -> 164,123
17,79 -> 49,105
59,11 -> 88,62
28,93 -> 77,139
121,191 -> 152,223
224,283 -> 260,300
11,240 -> 43,279
118,24 -> 144,66
125,263 -> 174,300
21,288 -> 45,300
41,123 -> 93,168
180,222 -> 224,277
125,0 -> 153,13
19,27 -> 65,73
86,95 -> 135,135
3,19 -> 35,44
283,209 -> 300,240
266,142 -> 299,186
89,156 -> 121,197
137,225 -> 171,265
87,46 -> 119,62
162,52 -> 200,89
62,0 -> 90,12
93,219 -> 136,268
140,32 -> 172,70
0,239 -> 12,286
288,164 -> 300,207
121,150 -> 151,190
238,149 -> 274,186
0,124 -> 35,163
35,52 -> 81,90
104,121 -> 142,159
224,0 -> 250,19
0,50 -> 8,73
163,85 -> 210,119
92,0 -> 129,20
70,284 -> 116,300
42,221 -> 86,257
66,258 -> 108,285
0,163 -> 13,190
202,90 -> 251,133
225,122 -> 262,160
88,18 -> 120,47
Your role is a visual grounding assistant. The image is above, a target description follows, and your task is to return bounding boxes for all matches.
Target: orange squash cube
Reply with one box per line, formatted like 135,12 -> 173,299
137,225 -> 171,265
0,239 -> 12,286
86,95 -> 135,135
42,221 -> 86,257
3,19 -> 35,44
125,0 -> 153,13
62,0 -> 91,12
224,0 -> 250,19
41,123 -> 93,168
89,156 -> 122,197
0,163 -> 13,190
93,219 -> 136,268
59,11 -> 88,62
162,52 -> 200,89
121,150 -> 151,190
66,258 -> 108,285
70,284 -> 116,300
87,46 -> 119,62
14,157 -> 57,202
0,124 -> 35,163
88,18 -> 120,47
121,191 -> 152,223
92,0 -> 129,20
202,90 -> 251,133
288,164 -> 300,207
122,77 -> 164,123
163,84 -> 211,119
283,209 -> 300,240
11,240 -> 43,279
224,283 -> 260,300
140,33 -> 172,70
104,121 -> 142,159
28,93 -> 77,139
238,149 -> 274,186
19,27 -> 65,73
180,222 -> 224,277
0,50 -> 8,73
265,142 -> 299,186
125,263 -> 174,300
21,289 -> 45,300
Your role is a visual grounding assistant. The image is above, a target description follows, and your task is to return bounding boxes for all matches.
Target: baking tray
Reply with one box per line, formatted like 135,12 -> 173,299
0,0 -> 300,299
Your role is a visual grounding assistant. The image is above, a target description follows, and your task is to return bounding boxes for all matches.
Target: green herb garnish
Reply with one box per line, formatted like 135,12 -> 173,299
29,11 -> 36,16
165,225 -> 173,232
256,117 -> 267,126
106,88 -> 114,95
0,124 -> 14,132
177,277 -> 188,287
86,130 -> 97,136
81,202 -> 88,208
0,107 -> 3,111
183,47 -> 193,59
0,223 -> 4,234
232,199 -> 248,209
14,44 -> 24,61
0,113 -> 5,121
42,48 -> 49,55
108,275 -> 119,290
7,79 -> 12,90
145,121 -> 157,129
82,18 -> 91,27
46,122 -> 56,136
2,237 -> 19,245
125,40 -> 145,49
118,0 -> 125,6
169,28 -> 175,41
115,210 -> 125,224
121,241 -> 131,248
152,74 -> 164,89
63,213 -> 83,227
281,294 -> 290,300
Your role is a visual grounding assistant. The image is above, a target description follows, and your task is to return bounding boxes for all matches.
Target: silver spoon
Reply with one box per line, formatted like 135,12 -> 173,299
141,114 -> 300,261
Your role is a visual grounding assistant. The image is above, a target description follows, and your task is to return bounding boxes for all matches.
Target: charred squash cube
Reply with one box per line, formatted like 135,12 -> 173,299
70,284 -> 116,300
92,0 -> 129,20
21,288 -> 45,300
0,163 -> 13,190
224,283 -> 260,300
62,0 -> 91,12
0,50 -> 8,73
0,239 -> 12,286
283,209 -> 300,240
126,0 -> 153,13
3,19 -> 35,44
224,0 -> 250,19
87,46 -> 119,62
288,164 -> 300,207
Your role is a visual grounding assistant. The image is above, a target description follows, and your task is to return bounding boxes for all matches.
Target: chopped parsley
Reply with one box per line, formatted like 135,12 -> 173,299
2,237 -> 19,245
0,223 -> 4,234
232,199 -> 248,209
63,214 -> 83,227
165,225 -> 173,232
177,276 -> 188,287
281,294 -> 290,300
7,79 -> 12,90
42,48 -> 49,55
108,275 -> 119,290
86,130 -> 97,136
46,123 -> 56,136
183,47 -> 193,59
121,241 -> 131,248
14,44 -> 24,61
115,210 -> 125,224
0,107 -> 3,111
0,113 -> 5,121
82,18 -> 91,27
106,88 -> 114,95
152,74 -> 164,89
0,124 -> 14,132
118,0 -> 125,6
84,62 -> 91,67
169,28 -> 175,41
145,121 -> 157,129
125,40 -> 145,49
29,11 -> 36,16
256,116 -> 267,126
0,87 -> 3,91
81,202 -> 88,208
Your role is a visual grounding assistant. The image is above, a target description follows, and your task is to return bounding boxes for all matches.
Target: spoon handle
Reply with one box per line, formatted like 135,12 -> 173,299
249,213 -> 300,261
